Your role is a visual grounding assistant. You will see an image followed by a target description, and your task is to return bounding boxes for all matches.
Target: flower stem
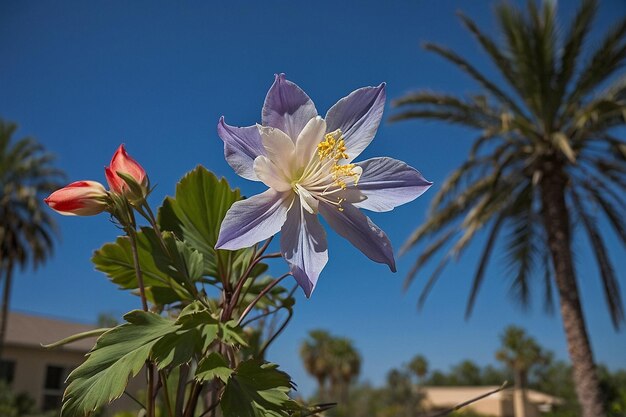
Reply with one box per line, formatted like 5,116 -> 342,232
237,273 -> 290,326
125,208 -> 154,417
160,370 -> 174,417
224,237 -> 274,320
126,219 -> 148,312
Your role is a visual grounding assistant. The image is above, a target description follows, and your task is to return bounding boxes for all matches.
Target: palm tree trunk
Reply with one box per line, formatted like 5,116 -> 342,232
513,371 -> 527,417
316,376 -> 326,402
540,170 -> 605,417
0,258 -> 13,359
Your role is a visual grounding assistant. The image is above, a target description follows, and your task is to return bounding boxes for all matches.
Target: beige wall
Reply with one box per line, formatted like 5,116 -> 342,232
4,344 -> 142,416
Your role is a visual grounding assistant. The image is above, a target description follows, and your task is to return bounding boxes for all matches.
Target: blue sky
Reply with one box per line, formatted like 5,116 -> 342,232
1,0 -> 625,396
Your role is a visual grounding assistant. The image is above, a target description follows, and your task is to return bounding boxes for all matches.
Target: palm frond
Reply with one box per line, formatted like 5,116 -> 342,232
465,214 -> 506,318
554,0 -> 598,105
457,12 -> 535,115
419,42 -> 526,116
581,182 -> 626,247
564,16 -> 626,119
572,191 -> 625,329
495,2 -> 544,119
401,229 -> 455,288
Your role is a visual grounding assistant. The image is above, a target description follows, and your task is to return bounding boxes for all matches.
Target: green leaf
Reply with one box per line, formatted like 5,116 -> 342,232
221,320 -> 248,347
195,352 -> 232,383
152,232 -> 205,287
158,166 -> 267,283
61,311 -> 176,417
221,360 -> 295,417
175,303 -> 220,351
92,227 -> 191,304
151,329 -> 202,370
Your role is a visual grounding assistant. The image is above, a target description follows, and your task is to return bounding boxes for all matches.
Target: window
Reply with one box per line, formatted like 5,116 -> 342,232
42,365 -> 69,411
0,359 -> 15,384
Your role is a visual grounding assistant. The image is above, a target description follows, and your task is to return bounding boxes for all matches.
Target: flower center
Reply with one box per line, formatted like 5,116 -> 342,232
316,130 -> 360,190
287,129 -> 361,212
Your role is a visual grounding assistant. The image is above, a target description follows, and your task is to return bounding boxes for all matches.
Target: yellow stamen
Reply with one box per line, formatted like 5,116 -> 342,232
316,129 -> 361,210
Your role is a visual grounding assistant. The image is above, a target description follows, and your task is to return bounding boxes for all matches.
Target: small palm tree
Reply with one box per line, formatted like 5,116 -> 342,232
391,1 -> 625,416
300,330 -> 333,401
408,354 -> 429,384
0,120 -> 64,357
328,337 -> 361,403
496,326 -> 549,417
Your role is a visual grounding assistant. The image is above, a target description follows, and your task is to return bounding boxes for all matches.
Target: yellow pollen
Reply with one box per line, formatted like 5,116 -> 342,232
316,129 -> 360,210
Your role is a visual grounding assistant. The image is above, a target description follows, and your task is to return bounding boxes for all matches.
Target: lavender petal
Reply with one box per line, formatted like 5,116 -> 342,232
262,74 -> 318,141
217,117 -> 266,181
280,197 -> 328,297
216,189 -> 293,250
353,157 -> 432,212
319,202 -> 396,271
325,83 -> 386,162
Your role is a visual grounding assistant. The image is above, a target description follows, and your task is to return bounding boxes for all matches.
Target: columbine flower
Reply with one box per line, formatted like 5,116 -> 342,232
44,181 -> 109,216
216,74 -> 431,296
105,144 -> 148,198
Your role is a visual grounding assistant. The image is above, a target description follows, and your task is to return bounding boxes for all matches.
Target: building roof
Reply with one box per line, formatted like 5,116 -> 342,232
5,311 -> 99,352
422,386 -> 563,406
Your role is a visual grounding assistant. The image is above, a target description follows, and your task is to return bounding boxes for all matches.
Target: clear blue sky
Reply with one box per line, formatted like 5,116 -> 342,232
1,0 -> 625,396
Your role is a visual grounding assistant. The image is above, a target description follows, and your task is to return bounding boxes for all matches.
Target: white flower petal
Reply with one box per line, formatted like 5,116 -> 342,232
295,116 -> 326,168
258,125 -> 296,176
253,156 -> 292,192
295,184 -> 319,214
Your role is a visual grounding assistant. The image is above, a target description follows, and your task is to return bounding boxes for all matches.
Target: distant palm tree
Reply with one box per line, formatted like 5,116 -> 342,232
300,330 -> 333,401
496,326 -> 549,417
328,337 -> 361,403
0,120 -> 64,357
408,354 -> 428,384
451,360 -> 483,386
391,1 -> 625,416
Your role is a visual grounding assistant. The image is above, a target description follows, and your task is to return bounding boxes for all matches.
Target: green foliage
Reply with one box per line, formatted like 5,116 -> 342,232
61,165 -> 309,417
158,166 -> 267,285
92,228 -> 194,305
300,330 -> 361,405
62,311 -> 176,416
196,352 -> 232,383
221,360 -> 296,417
0,382 -> 35,417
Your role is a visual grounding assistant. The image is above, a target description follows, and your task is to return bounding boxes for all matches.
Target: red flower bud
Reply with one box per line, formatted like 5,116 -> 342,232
105,144 -> 148,196
44,181 -> 108,216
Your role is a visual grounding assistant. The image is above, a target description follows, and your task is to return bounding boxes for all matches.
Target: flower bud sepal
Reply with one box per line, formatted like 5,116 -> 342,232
115,171 -> 151,207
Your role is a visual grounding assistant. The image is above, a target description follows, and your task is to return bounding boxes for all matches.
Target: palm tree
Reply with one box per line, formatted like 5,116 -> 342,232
451,360 -> 483,386
407,354 -> 428,384
391,1 -> 625,416
0,120 -> 64,357
328,337 -> 361,403
496,326 -> 549,417
300,330 -> 333,401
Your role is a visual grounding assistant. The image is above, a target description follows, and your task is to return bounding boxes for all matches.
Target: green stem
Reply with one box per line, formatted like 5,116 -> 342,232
237,273 -> 290,326
223,238 -> 273,320
126,209 -> 154,417
183,381 -> 203,417
258,285 -> 297,357
259,308 -> 293,358
160,370 -> 175,417
127,227 -> 148,311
